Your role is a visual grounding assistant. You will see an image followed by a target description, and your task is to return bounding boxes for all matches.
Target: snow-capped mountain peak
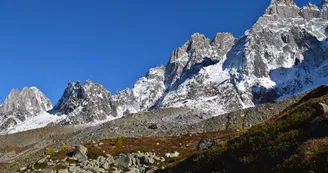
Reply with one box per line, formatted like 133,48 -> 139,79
0,86 -> 53,133
2,87 -> 52,115
52,80 -> 115,124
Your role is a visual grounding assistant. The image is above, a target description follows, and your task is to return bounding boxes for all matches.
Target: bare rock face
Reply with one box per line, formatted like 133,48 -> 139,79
320,0 -> 328,19
2,87 -> 52,115
112,66 -> 166,117
277,0 -> 295,6
265,0 -> 299,17
300,3 -> 320,20
52,80 -> 115,124
0,87 -> 52,131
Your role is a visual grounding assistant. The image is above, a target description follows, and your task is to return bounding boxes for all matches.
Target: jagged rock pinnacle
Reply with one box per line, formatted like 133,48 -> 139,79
320,0 -> 328,19
169,33 -> 210,64
265,0 -> 299,17
270,0 -> 296,6
211,32 -> 235,49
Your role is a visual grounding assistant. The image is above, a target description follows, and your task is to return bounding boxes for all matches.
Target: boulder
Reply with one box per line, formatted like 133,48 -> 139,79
146,166 -> 159,173
58,169 -> 69,173
148,123 -> 158,130
165,151 -> 180,159
106,154 -> 115,164
73,145 -> 88,162
197,139 -> 215,151
97,156 -> 106,166
20,167 -> 27,171
314,102 -> 328,115
38,157 -> 48,164
171,151 -> 180,158
102,160 -> 110,170
38,170 -> 55,173
303,171 -> 314,173
115,154 -> 134,168
126,167 -> 140,173
319,103 -> 328,114
164,153 -> 171,158
141,156 -> 155,164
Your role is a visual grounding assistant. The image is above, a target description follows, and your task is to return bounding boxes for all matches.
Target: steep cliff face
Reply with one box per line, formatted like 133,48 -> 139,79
232,0 -> 328,103
112,66 -> 166,117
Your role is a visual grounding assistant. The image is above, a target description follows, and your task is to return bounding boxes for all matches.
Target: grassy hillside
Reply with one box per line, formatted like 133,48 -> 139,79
164,85 -> 328,173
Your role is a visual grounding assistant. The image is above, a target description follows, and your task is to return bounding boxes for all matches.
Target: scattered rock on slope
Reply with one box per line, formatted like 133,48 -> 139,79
197,138 -> 215,151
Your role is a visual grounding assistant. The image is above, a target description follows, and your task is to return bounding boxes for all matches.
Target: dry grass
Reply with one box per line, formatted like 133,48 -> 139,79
1,145 -> 32,153
84,131 -> 235,165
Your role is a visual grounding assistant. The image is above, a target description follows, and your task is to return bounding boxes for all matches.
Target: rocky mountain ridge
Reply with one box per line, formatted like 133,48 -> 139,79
117,0 -> 328,116
1,0 -> 328,133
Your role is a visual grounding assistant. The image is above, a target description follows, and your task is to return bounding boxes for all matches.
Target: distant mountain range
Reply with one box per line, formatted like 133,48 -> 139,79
1,0 -> 328,134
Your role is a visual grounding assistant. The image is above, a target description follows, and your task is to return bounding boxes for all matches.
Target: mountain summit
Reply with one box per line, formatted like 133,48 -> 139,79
52,80 -> 116,124
0,87 -> 53,131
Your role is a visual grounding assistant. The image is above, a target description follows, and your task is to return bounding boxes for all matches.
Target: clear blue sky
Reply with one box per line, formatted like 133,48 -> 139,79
0,0 -> 321,104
